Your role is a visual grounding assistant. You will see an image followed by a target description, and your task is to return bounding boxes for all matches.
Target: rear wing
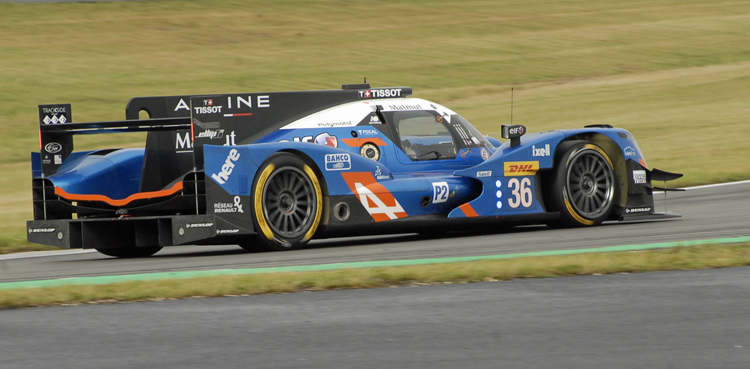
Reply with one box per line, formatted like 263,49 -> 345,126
37,102 -> 191,178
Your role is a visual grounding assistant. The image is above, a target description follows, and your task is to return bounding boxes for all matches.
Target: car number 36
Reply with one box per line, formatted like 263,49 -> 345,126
508,177 -> 533,208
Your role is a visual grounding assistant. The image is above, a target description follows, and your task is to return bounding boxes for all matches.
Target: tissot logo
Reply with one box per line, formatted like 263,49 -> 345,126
359,88 -> 403,98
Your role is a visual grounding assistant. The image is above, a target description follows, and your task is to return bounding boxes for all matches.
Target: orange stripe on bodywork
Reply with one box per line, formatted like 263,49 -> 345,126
340,172 -> 407,222
340,138 -> 387,147
54,181 -> 184,207
459,203 -> 478,218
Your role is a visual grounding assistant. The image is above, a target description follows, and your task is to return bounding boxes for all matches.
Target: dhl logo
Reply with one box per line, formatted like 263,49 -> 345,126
504,161 -> 540,176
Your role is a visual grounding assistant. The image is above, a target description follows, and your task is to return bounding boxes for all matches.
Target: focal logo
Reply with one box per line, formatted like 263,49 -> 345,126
211,149 -> 240,184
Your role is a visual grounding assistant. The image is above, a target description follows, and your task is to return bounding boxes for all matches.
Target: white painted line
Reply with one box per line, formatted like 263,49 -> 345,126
682,180 -> 750,191
0,249 -> 97,261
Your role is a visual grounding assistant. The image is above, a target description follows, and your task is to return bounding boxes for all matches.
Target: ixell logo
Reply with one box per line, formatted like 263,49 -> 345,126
211,149 -> 240,184
532,144 -> 550,157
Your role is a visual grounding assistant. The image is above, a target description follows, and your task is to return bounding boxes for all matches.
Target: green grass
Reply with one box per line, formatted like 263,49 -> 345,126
1,0 -> 749,251
2,243 -> 749,309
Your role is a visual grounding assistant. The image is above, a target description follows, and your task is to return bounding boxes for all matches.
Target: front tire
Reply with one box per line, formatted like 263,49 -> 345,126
547,142 -> 617,227
252,153 -> 324,251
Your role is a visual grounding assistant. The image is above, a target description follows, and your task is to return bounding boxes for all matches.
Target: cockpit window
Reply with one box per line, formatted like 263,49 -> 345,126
450,114 -> 494,149
391,110 -> 457,161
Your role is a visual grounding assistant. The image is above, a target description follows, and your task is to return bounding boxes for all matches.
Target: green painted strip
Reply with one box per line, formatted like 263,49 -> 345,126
2,236 -> 749,291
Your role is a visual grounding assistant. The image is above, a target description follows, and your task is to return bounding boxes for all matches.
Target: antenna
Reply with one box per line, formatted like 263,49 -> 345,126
364,77 -> 367,84
510,87 -> 514,124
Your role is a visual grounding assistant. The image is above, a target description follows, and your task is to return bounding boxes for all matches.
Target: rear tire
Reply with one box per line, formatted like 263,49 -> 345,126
547,142 -> 617,227
95,246 -> 162,258
252,153 -> 324,251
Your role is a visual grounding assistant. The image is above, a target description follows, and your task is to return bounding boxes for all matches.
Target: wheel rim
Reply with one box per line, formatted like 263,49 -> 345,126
565,149 -> 615,219
262,166 -> 317,239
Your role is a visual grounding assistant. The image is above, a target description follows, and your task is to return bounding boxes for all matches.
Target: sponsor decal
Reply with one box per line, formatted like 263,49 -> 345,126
374,166 -> 389,180
532,144 -> 551,157
386,104 -> 422,111
44,142 -> 62,154
211,149 -> 240,184
481,148 -> 490,161
369,115 -> 381,124
314,133 -> 338,147
504,161 -> 539,176
224,131 -> 237,146
316,121 -> 352,127
477,170 -> 492,177
505,125 -> 525,136
432,181 -> 449,204
225,95 -> 270,109
176,131 -> 193,153
280,133 -> 338,147
357,128 -> 379,137
174,99 -> 190,111
624,146 -> 636,157
185,222 -> 214,229
213,196 -> 244,214
325,153 -> 351,171
626,207 -> 652,214
197,129 -> 224,140
177,95 -> 271,112
633,170 -> 647,184
41,106 -> 69,125
28,228 -> 55,234
341,172 -> 407,222
54,155 -> 62,165
359,88 -> 403,99
217,229 -> 240,234
194,99 -> 224,115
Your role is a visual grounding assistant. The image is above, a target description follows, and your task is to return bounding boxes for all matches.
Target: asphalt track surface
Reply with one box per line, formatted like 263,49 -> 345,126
2,267 -> 750,368
1,181 -> 749,283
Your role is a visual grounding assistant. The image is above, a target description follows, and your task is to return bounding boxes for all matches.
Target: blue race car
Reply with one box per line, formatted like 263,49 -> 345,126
28,83 -> 682,257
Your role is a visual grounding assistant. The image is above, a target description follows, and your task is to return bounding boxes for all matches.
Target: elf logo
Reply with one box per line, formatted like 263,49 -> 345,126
504,161 -> 540,176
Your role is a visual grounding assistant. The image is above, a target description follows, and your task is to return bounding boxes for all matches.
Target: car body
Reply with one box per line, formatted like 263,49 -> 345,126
28,83 -> 682,257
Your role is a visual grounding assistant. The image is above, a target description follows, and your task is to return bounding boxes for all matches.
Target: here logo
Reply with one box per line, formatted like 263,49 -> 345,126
211,149 -> 240,184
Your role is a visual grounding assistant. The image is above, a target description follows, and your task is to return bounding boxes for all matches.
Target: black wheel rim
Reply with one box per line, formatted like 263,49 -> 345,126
565,149 -> 615,219
262,166 -> 317,239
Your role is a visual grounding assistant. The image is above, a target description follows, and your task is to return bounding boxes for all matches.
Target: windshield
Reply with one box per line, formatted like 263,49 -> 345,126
391,110 -> 458,161
449,114 -> 494,149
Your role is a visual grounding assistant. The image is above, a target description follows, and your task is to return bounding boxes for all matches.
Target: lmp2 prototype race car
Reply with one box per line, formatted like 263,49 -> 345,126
28,83 -> 682,257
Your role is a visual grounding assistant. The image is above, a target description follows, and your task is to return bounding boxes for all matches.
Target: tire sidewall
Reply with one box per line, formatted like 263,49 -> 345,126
550,141 -> 617,227
251,152 -> 323,250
